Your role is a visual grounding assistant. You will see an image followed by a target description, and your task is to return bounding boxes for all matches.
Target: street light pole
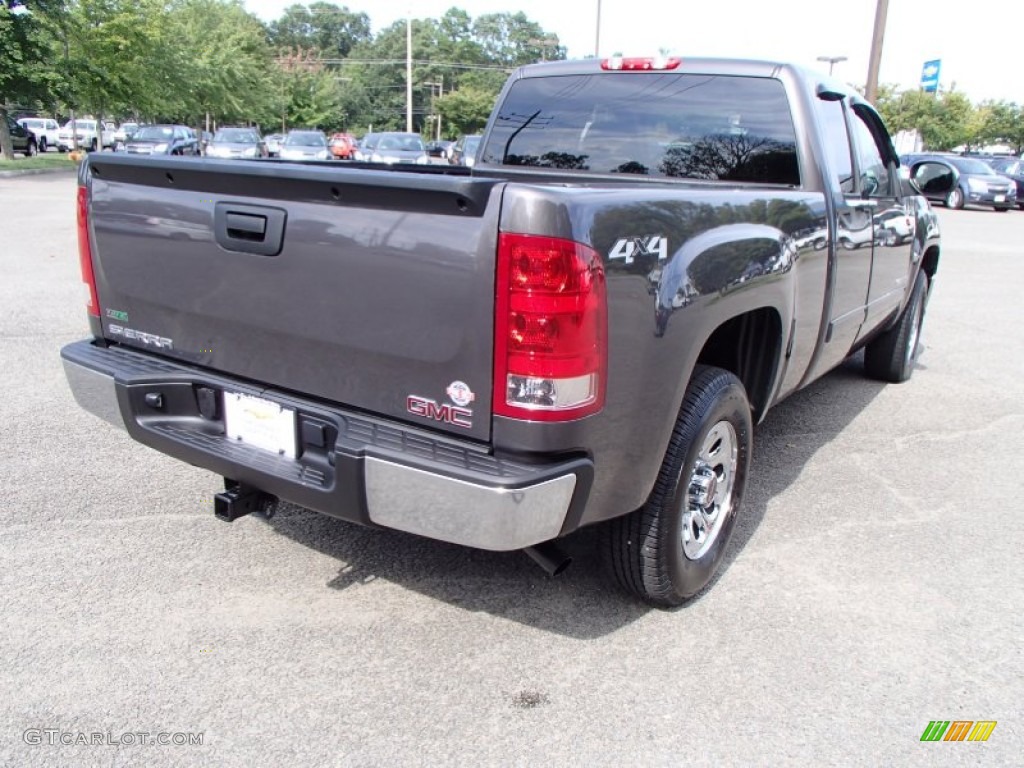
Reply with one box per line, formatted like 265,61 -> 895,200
594,0 -> 601,57
816,55 -> 847,75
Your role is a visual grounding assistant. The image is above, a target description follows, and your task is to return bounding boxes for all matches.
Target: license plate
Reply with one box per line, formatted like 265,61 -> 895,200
223,392 -> 296,458
995,195 -> 1006,202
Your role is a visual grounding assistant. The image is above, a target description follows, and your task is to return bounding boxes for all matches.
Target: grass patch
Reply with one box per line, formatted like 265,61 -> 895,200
0,152 -> 78,171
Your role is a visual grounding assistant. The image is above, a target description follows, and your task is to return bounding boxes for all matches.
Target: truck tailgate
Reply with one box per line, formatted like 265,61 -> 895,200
84,156 -> 503,441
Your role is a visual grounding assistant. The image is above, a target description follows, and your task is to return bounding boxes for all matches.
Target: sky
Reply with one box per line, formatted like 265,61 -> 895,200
242,0 -> 1023,104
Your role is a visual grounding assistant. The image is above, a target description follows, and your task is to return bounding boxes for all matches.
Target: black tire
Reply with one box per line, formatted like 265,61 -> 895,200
606,365 -> 752,607
1018,203 -> 1024,211
38,137 -> 47,153
945,186 -> 964,209
90,138 -> 98,152
24,139 -> 37,157
58,145 -> 67,153
864,269 -> 928,383
994,206 -> 1009,212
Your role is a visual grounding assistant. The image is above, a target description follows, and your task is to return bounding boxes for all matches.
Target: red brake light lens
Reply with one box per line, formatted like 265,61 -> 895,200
494,233 -> 607,421
601,56 -> 681,71
77,185 -> 100,317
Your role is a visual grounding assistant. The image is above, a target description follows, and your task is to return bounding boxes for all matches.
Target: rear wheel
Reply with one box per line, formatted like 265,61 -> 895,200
864,270 -> 928,383
945,187 -> 964,209
994,206 -> 1009,212
24,139 -> 37,157
89,138 -> 98,152
38,137 -> 47,153
606,365 -> 752,607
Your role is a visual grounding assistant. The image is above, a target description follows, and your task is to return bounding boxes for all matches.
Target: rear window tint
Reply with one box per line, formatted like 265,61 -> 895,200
481,73 -> 800,185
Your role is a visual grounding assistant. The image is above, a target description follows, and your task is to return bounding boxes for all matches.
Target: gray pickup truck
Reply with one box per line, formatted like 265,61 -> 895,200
61,56 -> 940,606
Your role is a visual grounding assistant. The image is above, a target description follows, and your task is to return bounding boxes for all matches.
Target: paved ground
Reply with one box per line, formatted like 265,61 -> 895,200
1,174 -> 1021,766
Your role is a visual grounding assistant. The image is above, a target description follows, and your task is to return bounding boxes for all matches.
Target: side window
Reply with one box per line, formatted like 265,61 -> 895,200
814,99 -> 855,194
850,112 -> 891,197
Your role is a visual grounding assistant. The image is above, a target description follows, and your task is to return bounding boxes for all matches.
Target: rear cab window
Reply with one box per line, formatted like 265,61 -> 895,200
480,73 -> 800,185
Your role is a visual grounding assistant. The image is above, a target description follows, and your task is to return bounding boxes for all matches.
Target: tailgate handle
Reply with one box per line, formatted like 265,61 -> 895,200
225,212 -> 266,240
214,203 -> 287,256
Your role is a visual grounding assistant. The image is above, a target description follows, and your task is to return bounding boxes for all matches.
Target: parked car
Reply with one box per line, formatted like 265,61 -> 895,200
449,134 -> 482,166
985,157 -> 1024,210
17,117 -> 60,152
4,115 -> 37,156
112,122 -> 139,150
279,130 -> 329,161
353,132 -> 380,162
204,127 -> 267,159
263,133 -> 284,157
123,124 -> 200,155
57,119 -> 116,152
364,132 -> 428,164
425,140 -> 455,160
329,133 -> 357,159
902,154 -> 1016,211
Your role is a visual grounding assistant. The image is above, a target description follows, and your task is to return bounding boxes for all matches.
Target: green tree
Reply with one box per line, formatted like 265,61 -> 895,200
1,0 -> 63,159
274,51 -> 343,131
979,101 -> 1024,154
64,0 -> 173,130
471,12 -> 564,69
872,86 -> 979,151
434,86 -> 496,136
169,0 -> 275,127
268,2 -> 370,57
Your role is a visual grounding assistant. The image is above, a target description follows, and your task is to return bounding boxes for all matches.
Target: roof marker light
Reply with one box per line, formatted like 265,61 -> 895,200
601,56 -> 681,71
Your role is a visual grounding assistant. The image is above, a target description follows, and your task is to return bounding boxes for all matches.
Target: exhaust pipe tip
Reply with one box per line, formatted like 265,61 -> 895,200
523,542 -> 572,577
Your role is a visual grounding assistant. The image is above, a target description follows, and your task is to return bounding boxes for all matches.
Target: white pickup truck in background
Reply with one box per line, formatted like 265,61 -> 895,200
57,119 -> 117,151
16,117 -> 62,153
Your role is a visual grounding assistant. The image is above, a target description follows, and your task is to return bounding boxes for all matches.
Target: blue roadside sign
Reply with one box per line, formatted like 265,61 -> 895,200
921,59 -> 941,92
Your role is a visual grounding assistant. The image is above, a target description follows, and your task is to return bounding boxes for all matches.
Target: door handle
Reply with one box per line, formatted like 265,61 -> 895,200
214,202 -> 286,256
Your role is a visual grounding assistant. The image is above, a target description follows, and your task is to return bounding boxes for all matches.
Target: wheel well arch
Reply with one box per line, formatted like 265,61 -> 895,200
694,307 -> 783,421
921,245 -> 939,281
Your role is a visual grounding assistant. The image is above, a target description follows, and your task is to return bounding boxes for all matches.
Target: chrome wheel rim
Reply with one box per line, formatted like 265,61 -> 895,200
681,420 -> 738,560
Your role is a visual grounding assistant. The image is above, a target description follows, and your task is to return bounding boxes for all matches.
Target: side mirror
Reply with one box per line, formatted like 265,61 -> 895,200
861,171 -> 880,197
912,162 -> 955,196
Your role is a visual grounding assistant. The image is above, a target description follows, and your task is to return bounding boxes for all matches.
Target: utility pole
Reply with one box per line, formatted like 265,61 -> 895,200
865,0 -> 889,104
406,15 -> 413,132
437,77 -> 442,141
594,0 -> 602,57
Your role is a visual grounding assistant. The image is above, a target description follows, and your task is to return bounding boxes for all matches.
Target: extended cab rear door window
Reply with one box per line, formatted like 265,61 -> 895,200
481,73 -> 800,185
849,109 -> 892,197
814,99 -> 855,194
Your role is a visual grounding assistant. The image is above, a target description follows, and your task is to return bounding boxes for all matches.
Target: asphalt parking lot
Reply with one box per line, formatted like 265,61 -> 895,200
1,172 -> 1021,767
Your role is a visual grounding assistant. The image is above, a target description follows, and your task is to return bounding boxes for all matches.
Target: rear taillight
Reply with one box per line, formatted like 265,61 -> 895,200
76,185 -> 100,317
494,233 -> 607,421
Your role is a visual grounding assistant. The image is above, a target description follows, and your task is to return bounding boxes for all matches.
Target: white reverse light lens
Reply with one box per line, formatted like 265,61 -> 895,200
506,374 -> 598,411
